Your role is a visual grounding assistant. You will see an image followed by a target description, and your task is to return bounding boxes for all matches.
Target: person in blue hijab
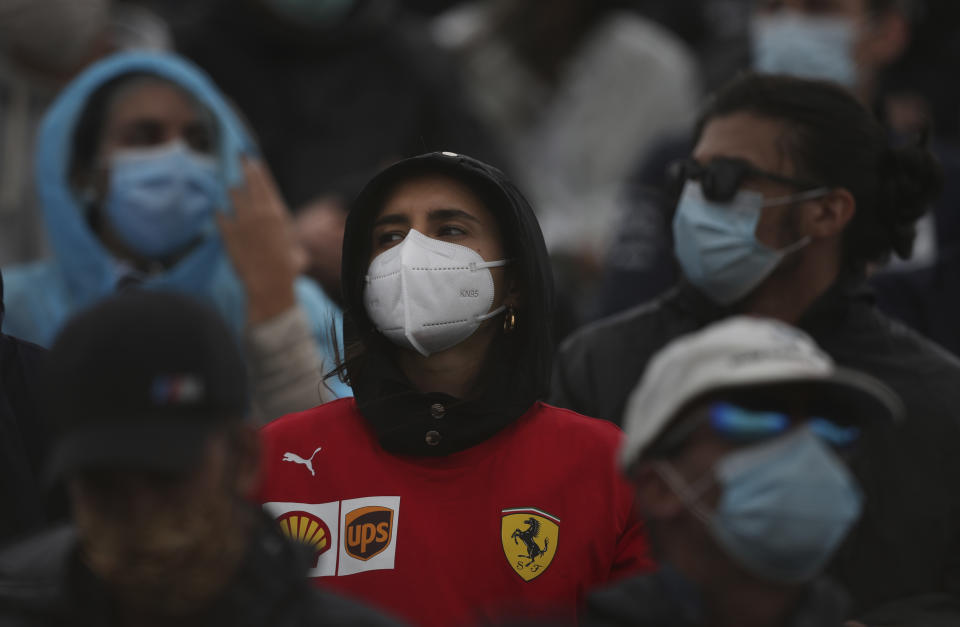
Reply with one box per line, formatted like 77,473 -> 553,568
2,51 -> 350,419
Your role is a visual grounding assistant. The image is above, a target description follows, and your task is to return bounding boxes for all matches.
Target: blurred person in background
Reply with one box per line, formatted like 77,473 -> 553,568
138,0 -> 502,303
0,271 -> 60,548
867,1 -> 960,354
594,0 -> 920,319
258,152 -> 653,627
0,0 -> 170,267
586,317 -> 903,627
433,0 -> 701,333
1,51 -> 349,423
0,291 -> 400,627
552,74 -> 960,625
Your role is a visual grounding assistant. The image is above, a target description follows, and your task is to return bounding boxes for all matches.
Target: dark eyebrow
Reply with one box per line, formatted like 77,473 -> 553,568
427,208 -> 481,224
372,207 -> 481,228
372,213 -> 410,228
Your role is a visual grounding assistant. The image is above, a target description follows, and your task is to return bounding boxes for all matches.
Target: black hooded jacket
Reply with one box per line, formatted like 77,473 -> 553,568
0,272 -> 56,547
337,151 -> 555,456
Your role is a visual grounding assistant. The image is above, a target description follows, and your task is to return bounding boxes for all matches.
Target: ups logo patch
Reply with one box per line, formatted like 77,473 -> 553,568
345,505 -> 394,560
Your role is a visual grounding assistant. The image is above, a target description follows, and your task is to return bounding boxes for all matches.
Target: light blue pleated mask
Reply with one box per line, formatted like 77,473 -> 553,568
657,427 -> 863,584
673,180 -> 824,305
104,140 -> 224,259
750,12 -> 859,88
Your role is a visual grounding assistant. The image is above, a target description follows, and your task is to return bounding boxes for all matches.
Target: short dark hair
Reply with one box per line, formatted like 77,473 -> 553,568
695,73 -> 942,270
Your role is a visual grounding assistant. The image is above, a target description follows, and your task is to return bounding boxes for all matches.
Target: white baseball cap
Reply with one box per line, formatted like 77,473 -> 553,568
620,316 -> 903,469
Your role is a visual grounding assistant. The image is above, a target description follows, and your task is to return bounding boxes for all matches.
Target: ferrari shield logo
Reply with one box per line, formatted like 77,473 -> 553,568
501,507 -> 560,581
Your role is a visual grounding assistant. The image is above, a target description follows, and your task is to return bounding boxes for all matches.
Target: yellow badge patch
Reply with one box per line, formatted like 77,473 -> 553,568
501,508 -> 560,581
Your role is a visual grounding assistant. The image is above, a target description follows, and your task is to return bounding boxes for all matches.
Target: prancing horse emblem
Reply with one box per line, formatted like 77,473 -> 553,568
500,508 -> 560,582
282,447 -> 322,476
512,518 -> 548,566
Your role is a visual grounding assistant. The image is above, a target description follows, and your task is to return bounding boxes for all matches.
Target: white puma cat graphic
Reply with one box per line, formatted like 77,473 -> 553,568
282,447 -> 323,476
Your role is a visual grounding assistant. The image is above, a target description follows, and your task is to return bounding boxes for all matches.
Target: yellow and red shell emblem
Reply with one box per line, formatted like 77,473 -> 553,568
277,511 -> 332,566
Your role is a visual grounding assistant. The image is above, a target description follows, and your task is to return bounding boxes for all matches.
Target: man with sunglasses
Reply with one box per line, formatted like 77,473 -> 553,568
584,316 -> 902,627
553,73 -> 960,625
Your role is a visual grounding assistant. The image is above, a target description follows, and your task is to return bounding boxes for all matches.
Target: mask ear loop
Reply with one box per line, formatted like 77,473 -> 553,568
653,460 -> 716,526
471,258 -> 513,323
758,187 -> 831,254
469,259 -> 511,271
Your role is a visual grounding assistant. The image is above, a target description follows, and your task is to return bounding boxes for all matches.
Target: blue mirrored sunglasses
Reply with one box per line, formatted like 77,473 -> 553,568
709,402 -> 861,447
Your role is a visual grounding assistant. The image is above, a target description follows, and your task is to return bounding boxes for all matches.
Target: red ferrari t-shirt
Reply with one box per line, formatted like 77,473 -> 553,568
257,398 -> 653,626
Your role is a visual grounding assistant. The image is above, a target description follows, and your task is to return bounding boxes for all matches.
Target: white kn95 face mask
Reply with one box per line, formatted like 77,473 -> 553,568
364,228 -> 509,356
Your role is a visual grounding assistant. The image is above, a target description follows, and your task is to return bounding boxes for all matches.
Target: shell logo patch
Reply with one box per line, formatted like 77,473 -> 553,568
277,511 -> 332,567
344,506 -> 394,561
501,507 -> 560,582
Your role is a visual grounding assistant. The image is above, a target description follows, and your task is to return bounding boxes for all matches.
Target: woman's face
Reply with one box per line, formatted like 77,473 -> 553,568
99,78 -> 213,160
369,174 -> 514,307
692,112 -> 811,250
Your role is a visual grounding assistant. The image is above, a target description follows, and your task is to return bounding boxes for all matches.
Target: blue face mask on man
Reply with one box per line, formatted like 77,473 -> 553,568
751,12 -> 859,88
102,140 -> 223,260
673,180 -> 826,305
656,426 -> 864,584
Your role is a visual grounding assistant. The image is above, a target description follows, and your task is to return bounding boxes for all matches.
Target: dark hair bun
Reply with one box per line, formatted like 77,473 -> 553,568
877,142 -> 943,259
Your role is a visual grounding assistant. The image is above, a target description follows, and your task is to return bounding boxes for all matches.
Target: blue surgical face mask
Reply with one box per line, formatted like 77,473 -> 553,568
751,12 -> 858,88
673,180 -> 823,305
656,427 -> 863,584
103,140 -> 223,260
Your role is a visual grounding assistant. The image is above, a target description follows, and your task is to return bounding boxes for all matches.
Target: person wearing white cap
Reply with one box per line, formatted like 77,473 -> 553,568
584,316 -> 903,627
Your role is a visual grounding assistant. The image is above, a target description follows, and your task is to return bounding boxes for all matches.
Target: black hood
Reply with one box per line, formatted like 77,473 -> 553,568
340,152 -> 555,456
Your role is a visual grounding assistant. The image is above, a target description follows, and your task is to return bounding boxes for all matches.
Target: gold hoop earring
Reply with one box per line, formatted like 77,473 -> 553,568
503,306 -> 518,334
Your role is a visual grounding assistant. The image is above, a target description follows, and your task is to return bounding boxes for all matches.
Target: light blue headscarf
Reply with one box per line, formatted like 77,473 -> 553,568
3,51 -> 350,397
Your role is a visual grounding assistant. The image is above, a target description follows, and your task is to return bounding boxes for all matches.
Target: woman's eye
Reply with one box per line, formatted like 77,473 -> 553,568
439,225 -> 466,237
377,231 -> 405,246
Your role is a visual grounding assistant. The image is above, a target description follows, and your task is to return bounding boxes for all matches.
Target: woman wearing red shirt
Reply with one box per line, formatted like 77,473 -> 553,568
257,152 -> 652,626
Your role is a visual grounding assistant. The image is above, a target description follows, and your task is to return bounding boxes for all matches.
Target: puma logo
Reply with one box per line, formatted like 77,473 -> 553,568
282,447 -> 323,476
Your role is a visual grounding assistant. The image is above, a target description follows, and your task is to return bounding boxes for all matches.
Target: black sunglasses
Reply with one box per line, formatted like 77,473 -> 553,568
668,157 -> 824,203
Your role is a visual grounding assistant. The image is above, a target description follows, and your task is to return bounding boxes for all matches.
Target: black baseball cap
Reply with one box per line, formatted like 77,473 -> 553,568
45,291 -> 249,478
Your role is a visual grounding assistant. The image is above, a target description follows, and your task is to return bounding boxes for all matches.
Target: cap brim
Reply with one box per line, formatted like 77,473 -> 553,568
747,367 -> 904,425
46,418 -> 217,482
636,367 -> 903,463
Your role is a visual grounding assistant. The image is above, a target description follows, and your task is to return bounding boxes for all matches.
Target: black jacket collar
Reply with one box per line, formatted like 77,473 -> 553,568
352,350 -> 532,457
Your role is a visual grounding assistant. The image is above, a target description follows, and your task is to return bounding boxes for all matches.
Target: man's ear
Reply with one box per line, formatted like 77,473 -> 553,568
804,188 -> 856,239
632,462 -> 686,520
863,11 -> 910,69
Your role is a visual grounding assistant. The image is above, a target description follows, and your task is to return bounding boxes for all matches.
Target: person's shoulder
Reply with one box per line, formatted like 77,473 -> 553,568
1,261 -> 68,346
308,587 -> 408,626
559,289 -> 680,358
2,260 -> 59,283
861,306 -> 960,370
293,276 -> 338,314
1,261 -> 63,305
526,403 -> 624,450
0,525 -> 75,590
261,397 -> 361,440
